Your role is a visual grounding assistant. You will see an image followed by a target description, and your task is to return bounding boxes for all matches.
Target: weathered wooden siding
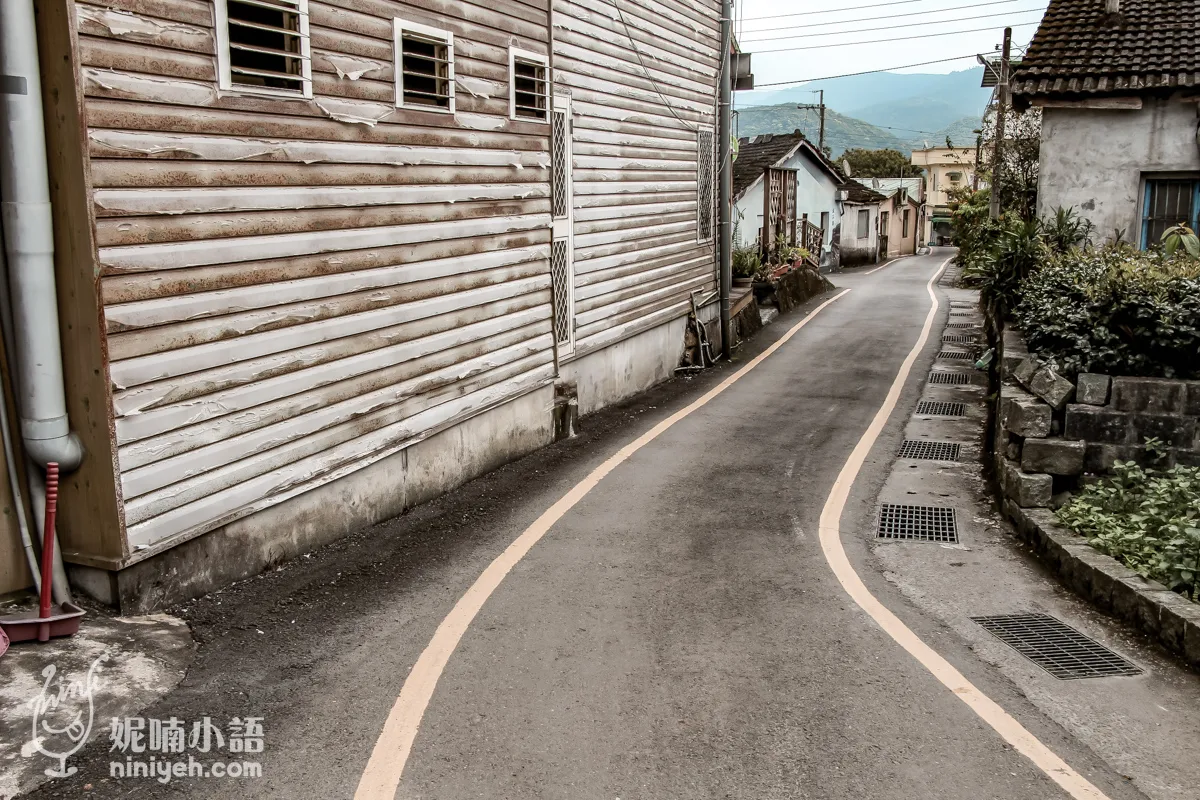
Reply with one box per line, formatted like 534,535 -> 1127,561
76,0 -> 557,551
554,0 -> 719,355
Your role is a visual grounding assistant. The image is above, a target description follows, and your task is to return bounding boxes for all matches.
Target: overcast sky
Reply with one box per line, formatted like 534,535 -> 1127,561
733,0 -> 1050,89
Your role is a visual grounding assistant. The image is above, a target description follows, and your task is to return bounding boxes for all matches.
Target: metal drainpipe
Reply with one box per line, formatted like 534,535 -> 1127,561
718,0 -> 733,359
1,0 -> 85,603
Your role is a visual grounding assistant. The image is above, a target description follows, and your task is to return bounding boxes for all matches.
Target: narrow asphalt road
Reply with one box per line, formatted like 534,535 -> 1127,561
29,251 -> 1144,799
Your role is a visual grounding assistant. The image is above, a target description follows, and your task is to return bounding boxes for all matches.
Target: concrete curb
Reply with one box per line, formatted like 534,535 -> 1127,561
1000,500 -> 1200,671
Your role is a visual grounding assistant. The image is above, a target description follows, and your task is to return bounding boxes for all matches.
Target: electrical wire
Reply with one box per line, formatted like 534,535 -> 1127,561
751,21 -> 1039,53
740,0 -> 1019,22
740,0 -> 1033,34
746,54 -> 994,88
612,0 -> 701,132
740,8 -> 1045,43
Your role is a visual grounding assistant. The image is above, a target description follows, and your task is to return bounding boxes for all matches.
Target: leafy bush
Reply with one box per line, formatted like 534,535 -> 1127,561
969,217 -> 1047,318
1057,461 -> 1200,600
732,243 -> 761,279
1014,246 -> 1200,378
1043,206 -> 1095,254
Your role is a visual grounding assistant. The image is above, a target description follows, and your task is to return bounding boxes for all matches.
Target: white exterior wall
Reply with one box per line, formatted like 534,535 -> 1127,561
1037,99 -> 1200,246
732,150 -> 841,249
839,202 -> 879,267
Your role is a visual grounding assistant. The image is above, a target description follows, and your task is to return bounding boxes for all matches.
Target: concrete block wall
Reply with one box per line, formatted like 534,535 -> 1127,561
994,332 -> 1200,510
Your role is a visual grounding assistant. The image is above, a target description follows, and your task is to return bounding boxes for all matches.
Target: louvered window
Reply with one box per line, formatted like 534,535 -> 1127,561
697,129 -> 715,241
394,19 -> 454,113
510,48 -> 549,121
216,0 -> 312,98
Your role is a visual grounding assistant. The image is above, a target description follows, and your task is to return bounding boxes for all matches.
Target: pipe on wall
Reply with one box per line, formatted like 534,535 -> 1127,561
1,0 -> 84,603
718,0 -> 733,358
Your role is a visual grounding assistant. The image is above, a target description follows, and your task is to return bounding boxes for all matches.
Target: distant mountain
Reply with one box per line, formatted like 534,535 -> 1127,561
735,105 -> 911,158
735,68 -> 991,144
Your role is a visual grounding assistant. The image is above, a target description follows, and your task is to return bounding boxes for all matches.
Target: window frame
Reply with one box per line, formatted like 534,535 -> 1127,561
214,0 -> 313,99
856,208 -> 870,239
508,47 -> 549,123
1140,174 -> 1200,250
393,18 -> 455,114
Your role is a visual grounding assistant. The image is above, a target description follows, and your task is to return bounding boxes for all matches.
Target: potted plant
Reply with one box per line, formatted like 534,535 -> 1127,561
732,244 -> 761,288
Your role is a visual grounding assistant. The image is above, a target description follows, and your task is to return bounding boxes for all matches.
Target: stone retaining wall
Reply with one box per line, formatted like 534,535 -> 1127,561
994,330 -> 1200,510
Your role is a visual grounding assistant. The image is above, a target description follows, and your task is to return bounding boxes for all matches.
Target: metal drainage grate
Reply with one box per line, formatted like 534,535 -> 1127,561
877,504 -> 958,542
916,400 -> 966,416
942,334 -> 978,345
898,440 -> 961,461
937,350 -> 974,360
972,613 -> 1143,680
949,311 -> 974,317
929,371 -> 972,386
946,322 -> 978,328
950,301 -> 974,308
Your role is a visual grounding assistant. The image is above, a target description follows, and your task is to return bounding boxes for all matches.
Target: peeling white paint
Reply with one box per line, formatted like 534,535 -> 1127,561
455,75 -> 499,99
314,98 -> 394,126
322,54 -> 385,81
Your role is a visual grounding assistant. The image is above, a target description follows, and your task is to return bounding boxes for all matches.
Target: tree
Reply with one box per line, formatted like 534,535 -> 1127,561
838,148 -> 912,178
979,105 -> 1041,220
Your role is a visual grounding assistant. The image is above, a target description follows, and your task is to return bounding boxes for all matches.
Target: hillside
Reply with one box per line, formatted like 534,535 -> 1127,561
735,67 -> 990,141
735,105 -> 911,157
734,104 -> 983,160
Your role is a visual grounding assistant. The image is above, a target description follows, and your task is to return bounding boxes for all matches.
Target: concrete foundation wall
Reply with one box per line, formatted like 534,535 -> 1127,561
1037,100 -> 1200,246
562,315 -> 687,416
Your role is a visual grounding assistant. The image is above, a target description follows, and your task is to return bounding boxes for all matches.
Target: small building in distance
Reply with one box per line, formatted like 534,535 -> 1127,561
910,147 -> 978,246
868,177 -> 925,259
838,180 -> 887,267
1011,0 -> 1200,248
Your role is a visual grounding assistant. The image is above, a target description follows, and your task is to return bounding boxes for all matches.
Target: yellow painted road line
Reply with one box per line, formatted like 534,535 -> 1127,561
355,289 -> 852,799
816,257 -> 1111,800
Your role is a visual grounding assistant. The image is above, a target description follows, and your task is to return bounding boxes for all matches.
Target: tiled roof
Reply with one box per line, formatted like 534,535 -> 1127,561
1012,0 -> 1200,99
732,131 -> 843,201
841,180 -> 886,205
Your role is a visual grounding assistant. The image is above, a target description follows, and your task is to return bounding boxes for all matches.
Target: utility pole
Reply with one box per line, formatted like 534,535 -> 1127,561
796,90 -> 826,151
718,0 -> 732,358
989,26 -> 1012,220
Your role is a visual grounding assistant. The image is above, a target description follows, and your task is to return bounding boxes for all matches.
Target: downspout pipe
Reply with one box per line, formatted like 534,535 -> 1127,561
1,0 -> 85,604
718,0 -> 733,359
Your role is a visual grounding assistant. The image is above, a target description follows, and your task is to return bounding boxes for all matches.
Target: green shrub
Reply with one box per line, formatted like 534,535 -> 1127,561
969,217 -> 1046,318
1057,461 -> 1200,600
1014,246 -> 1200,379
1043,206 -> 1095,254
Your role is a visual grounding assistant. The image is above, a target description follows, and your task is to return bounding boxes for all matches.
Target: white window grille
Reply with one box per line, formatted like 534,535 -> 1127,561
394,19 -> 454,113
510,48 -> 548,121
696,129 -> 715,241
215,0 -> 312,98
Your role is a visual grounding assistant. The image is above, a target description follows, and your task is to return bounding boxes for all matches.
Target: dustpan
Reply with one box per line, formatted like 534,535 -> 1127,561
0,464 -> 85,643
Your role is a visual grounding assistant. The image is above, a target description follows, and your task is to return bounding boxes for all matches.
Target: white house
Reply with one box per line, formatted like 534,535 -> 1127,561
732,132 -> 845,268
838,180 -> 887,267
1013,0 -> 1200,248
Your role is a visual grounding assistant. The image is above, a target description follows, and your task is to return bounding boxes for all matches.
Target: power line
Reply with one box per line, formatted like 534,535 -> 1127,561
751,21 -> 1039,53
742,0 -> 941,22
741,8 -> 1044,43
740,0 -> 1030,34
744,54 -> 990,88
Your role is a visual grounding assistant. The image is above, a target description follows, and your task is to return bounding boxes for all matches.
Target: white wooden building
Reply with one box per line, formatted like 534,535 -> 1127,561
25,0 -> 721,609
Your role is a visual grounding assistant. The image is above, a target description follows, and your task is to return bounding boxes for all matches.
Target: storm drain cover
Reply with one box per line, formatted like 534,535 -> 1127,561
916,400 -> 966,416
877,504 -> 958,542
972,613 -> 1143,679
949,311 -> 974,317
937,350 -> 974,360
942,334 -> 978,344
950,301 -> 974,308
898,440 -> 961,461
946,322 -> 978,328
929,371 -> 972,385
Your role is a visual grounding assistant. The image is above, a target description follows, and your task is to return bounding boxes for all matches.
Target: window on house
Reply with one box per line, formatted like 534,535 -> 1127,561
216,0 -> 311,98
902,209 -> 911,238
394,19 -> 454,112
1142,178 -> 1200,249
820,211 -> 830,236
696,129 -> 715,241
857,209 -> 870,239
880,211 -> 889,234
510,48 -> 548,121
